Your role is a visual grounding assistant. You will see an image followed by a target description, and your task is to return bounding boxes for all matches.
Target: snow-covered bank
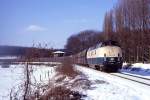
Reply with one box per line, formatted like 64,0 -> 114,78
121,63 -> 150,79
75,65 -> 150,100
0,65 -> 23,100
0,64 -> 56,100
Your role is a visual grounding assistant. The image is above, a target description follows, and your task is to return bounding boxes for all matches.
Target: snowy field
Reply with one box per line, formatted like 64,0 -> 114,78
0,64 -> 56,100
0,65 -> 23,100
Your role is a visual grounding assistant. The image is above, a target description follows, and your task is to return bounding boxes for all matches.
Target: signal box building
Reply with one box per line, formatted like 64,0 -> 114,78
53,51 -> 65,57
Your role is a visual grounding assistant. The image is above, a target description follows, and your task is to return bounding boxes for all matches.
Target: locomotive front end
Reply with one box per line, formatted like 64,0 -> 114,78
86,40 -> 123,72
102,46 -> 123,71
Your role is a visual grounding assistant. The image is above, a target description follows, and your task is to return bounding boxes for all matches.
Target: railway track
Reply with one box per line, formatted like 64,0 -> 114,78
76,64 -> 150,98
119,72 -> 150,80
110,72 -> 150,86
77,64 -> 150,88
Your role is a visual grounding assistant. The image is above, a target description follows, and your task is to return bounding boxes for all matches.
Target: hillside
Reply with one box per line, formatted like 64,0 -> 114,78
0,45 -> 53,57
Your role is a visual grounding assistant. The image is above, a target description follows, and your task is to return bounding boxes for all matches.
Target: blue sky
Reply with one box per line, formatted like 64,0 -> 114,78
0,0 -> 117,48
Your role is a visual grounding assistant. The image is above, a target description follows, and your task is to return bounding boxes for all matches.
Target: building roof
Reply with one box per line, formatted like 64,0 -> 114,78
53,51 -> 65,54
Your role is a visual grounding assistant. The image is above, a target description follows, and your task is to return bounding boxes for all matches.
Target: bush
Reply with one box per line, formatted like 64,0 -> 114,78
56,57 -> 79,77
39,86 -> 85,100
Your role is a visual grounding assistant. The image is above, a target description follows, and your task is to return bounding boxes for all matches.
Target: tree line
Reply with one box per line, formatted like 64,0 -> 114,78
103,0 -> 150,62
65,30 -> 105,55
65,0 -> 150,63
0,45 -> 53,57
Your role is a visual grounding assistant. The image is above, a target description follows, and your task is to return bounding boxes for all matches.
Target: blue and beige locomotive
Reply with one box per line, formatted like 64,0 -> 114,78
74,40 -> 123,72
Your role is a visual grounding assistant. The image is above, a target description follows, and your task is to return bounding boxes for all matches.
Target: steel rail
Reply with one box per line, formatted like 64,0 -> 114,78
110,73 -> 150,86
119,72 -> 150,80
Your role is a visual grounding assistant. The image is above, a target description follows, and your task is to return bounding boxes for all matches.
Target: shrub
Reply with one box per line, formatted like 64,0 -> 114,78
56,57 -> 79,77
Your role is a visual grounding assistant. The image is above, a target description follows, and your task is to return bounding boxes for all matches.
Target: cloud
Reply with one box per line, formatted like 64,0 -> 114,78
26,25 -> 47,32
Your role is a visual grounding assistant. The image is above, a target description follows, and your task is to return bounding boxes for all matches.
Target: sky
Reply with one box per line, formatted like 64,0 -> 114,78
0,0 -> 117,49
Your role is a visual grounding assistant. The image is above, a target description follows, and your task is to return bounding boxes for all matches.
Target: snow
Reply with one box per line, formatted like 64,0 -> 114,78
0,65 -> 23,100
0,64 -> 56,100
131,63 -> 150,69
123,63 -> 150,70
111,72 -> 150,89
31,65 -> 56,85
0,56 -> 18,59
1,62 -> 150,100
121,63 -> 150,79
75,65 -> 150,100
53,51 -> 65,54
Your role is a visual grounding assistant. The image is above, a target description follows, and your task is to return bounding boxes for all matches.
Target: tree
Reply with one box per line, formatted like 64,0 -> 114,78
65,30 -> 104,55
103,10 -> 114,40
103,0 -> 150,62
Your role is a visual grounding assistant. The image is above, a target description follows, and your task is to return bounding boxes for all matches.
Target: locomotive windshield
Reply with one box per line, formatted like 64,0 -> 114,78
102,40 -> 120,47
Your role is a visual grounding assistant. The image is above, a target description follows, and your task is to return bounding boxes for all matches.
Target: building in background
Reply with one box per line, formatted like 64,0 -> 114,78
53,51 -> 65,57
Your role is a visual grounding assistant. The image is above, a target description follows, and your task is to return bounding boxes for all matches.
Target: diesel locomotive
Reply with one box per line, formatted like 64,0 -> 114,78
73,40 -> 123,72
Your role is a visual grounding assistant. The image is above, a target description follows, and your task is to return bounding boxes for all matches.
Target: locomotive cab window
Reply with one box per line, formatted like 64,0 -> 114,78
101,40 -> 120,47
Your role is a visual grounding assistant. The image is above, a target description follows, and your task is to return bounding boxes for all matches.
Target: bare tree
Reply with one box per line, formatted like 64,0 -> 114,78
103,10 -> 114,40
22,43 -> 53,100
103,0 -> 150,63
65,30 -> 104,55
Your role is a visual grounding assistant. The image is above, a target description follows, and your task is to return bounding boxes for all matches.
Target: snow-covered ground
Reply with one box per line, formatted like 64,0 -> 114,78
0,65 -> 23,100
0,64 -> 56,100
75,65 -> 150,100
1,62 -> 150,100
121,63 -> 150,79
